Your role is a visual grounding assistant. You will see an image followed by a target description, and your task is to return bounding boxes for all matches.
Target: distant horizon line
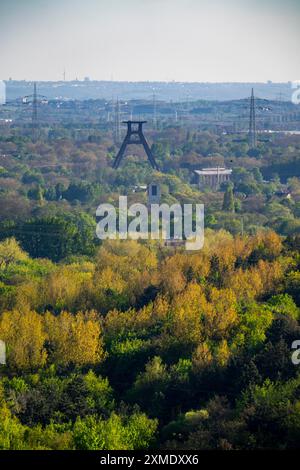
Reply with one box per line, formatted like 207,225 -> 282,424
2,79 -> 295,85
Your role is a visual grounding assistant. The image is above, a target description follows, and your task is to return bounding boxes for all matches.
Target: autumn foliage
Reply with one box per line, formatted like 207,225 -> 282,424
0,230 -> 300,450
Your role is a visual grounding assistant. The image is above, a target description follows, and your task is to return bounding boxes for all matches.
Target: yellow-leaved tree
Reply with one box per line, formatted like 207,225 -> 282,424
93,240 -> 158,310
0,238 -> 28,270
44,310 -> 105,366
203,288 -> 238,339
165,283 -> 207,346
41,264 -> 93,312
0,310 -> 47,369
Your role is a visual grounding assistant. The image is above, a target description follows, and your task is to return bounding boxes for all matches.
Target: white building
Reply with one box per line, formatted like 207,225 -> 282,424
195,167 -> 232,190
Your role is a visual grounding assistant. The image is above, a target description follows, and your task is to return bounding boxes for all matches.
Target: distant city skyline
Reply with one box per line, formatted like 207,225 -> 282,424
3,78 -> 296,84
1,0 -> 300,83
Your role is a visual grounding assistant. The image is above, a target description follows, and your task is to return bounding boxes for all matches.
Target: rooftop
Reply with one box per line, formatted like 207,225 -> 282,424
195,167 -> 232,175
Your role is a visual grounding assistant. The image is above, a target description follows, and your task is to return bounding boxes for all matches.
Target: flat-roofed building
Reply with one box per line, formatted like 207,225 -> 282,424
195,167 -> 232,190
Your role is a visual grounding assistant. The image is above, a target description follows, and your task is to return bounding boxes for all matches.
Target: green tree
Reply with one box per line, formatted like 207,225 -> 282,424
222,184 -> 235,212
2,213 -> 97,261
73,412 -> 157,450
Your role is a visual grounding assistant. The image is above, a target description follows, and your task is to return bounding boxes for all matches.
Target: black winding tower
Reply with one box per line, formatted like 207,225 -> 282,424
113,120 -> 159,170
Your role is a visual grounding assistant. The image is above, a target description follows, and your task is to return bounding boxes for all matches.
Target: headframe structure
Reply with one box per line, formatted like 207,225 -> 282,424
113,120 -> 159,170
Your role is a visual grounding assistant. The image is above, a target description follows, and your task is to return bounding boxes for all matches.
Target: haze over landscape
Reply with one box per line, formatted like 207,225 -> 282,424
1,0 -> 300,82
1,0 -> 300,456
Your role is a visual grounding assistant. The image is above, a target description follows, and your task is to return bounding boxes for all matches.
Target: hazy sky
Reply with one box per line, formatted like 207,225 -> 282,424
0,0 -> 299,82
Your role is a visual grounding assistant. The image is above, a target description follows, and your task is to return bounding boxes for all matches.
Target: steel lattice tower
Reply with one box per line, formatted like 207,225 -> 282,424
113,121 -> 159,170
248,88 -> 257,148
32,82 -> 38,142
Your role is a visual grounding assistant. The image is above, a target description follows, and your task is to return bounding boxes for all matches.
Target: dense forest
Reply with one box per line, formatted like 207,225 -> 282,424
0,122 -> 300,450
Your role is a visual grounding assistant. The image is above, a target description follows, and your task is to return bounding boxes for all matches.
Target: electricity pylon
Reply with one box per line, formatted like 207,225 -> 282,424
248,88 -> 257,148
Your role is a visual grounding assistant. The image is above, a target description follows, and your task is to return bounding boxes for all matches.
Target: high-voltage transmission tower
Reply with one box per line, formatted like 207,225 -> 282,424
113,98 -> 121,144
32,82 -> 38,141
22,82 -> 46,142
248,88 -> 257,148
113,121 -> 159,170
